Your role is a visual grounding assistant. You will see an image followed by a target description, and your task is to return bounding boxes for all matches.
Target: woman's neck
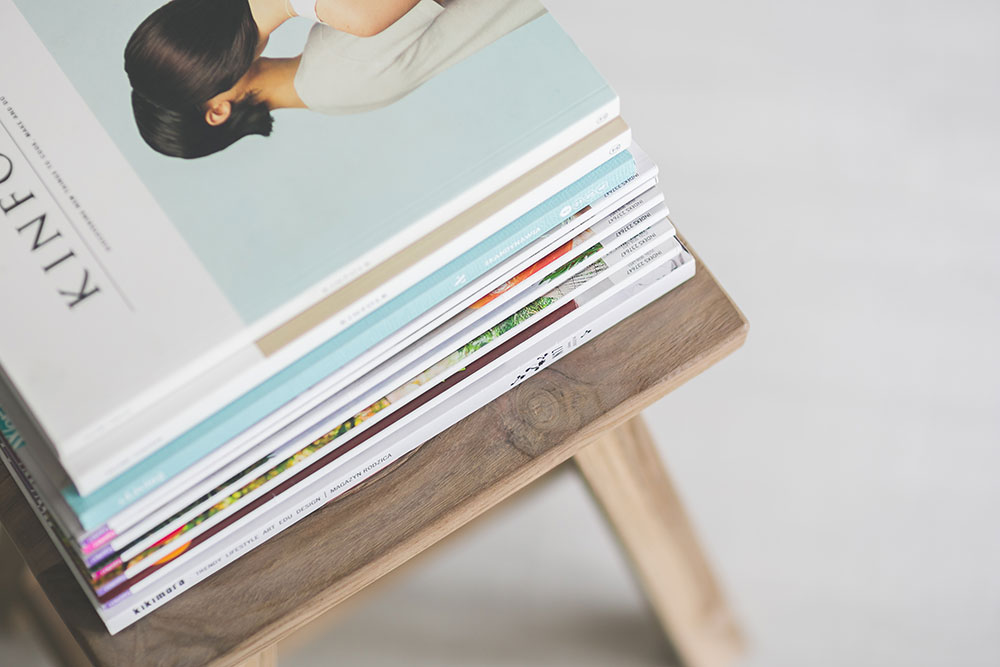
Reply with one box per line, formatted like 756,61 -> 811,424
243,57 -> 305,110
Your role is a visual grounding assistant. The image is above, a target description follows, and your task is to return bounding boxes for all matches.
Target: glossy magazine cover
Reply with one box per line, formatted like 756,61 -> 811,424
0,0 -> 619,483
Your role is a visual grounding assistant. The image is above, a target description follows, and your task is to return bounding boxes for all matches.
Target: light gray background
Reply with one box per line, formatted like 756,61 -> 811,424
3,0 -> 999,664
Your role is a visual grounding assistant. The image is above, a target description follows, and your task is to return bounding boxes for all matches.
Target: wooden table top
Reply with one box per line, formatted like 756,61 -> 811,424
0,239 -> 747,667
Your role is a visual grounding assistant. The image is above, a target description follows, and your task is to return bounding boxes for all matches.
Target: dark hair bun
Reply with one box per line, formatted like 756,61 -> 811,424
125,0 -> 273,158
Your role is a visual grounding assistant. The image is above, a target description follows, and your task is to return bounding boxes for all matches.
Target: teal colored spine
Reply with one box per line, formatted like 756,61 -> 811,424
0,406 -> 27,451
64,150 -> 637,532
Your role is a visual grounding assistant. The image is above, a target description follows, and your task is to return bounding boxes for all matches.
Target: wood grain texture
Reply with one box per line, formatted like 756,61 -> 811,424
575,417 -> 745,667
0,244 -> 747,667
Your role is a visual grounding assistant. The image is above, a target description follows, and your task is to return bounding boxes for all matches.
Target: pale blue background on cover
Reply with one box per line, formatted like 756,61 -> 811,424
13,0 -> 613,322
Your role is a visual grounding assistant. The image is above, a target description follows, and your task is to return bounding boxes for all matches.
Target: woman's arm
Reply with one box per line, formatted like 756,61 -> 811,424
315,0 -> 427,36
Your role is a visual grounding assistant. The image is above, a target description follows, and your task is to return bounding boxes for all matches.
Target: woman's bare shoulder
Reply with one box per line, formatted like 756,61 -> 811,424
314,0 -> 427,37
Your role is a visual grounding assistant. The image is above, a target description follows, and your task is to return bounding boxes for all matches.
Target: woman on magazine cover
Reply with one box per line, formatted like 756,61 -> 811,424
125,0 -> 544,159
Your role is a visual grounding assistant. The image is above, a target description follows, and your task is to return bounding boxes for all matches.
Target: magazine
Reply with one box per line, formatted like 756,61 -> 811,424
43,144 -> 655,543
0,183 -> 668,572
3,138 -> 640,551
73,173 -> 664,554
60,127 -> 633,500
57,121 -> 634,495
0,164 -> 659,574
74,200 -> 675,573
0,0 -> 621,488
5,237 -> 693,631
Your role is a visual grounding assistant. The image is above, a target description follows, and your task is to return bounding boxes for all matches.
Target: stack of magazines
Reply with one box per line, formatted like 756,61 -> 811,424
0,0 -> 695,634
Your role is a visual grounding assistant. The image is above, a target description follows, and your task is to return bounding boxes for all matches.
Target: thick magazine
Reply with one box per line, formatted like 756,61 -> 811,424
0,0 -> 619,485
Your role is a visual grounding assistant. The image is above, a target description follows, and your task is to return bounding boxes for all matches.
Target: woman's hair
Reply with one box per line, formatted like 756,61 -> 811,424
124,0 -> 273,159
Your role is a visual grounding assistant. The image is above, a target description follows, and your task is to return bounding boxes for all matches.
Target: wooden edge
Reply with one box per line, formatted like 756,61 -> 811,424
232,644 -> 277,667
676,231 -> 750,345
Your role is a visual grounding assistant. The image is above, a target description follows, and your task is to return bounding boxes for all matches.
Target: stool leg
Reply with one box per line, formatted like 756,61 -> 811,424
574,415 -> 744,667
233,644 -> 278,667
1,525 -> 92,667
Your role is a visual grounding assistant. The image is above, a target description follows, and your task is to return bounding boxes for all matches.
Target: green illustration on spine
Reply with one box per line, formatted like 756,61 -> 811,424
541,243 -> 603,284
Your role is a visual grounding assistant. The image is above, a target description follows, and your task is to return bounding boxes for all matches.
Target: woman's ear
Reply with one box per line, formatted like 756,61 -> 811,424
205,98 -> 232,127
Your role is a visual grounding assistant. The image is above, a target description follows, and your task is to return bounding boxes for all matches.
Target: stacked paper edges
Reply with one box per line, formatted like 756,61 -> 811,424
1,141 -> 696,633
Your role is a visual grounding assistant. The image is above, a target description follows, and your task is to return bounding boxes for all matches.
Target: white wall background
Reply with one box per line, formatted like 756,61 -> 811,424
4,1 -> 998,665
293,1 -> 1000,664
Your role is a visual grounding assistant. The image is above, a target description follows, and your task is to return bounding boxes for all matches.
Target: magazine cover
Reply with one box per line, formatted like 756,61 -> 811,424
0,0 -> 619,473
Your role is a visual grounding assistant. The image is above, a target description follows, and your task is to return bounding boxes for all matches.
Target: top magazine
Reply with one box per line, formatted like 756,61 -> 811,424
0,0 -> 619,489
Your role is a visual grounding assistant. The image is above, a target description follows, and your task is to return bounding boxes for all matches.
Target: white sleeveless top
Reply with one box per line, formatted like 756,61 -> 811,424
294,0 -> 545,115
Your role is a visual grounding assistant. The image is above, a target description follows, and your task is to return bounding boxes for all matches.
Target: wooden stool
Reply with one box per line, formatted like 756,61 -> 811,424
0,239 -> 748,667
